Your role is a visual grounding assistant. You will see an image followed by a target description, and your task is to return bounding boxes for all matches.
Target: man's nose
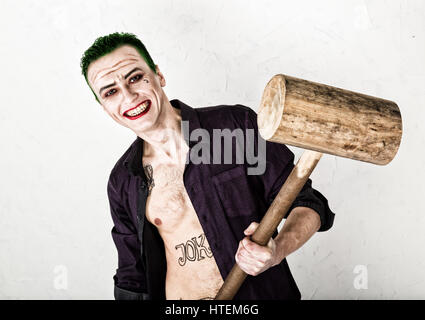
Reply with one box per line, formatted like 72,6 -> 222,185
121,85 -> 138,105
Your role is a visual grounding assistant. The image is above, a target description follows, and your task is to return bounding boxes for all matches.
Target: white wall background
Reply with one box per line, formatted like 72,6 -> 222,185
0,0 -> 423,299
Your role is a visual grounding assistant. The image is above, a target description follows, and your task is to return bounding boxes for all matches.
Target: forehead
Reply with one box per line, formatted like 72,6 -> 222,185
87,45 -> 148,86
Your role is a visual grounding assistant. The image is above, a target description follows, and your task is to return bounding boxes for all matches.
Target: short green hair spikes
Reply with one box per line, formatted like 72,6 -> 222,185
80,32 -> 157,103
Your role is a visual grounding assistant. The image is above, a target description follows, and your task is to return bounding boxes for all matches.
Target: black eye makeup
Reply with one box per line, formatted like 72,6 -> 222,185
104,88 -> 117,98
101,72 -> 147,99
129,73 -> 144,83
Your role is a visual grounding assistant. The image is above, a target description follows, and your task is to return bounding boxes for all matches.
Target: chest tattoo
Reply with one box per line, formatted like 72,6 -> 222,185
143,164 -> 155,195
175,233 -> 213,266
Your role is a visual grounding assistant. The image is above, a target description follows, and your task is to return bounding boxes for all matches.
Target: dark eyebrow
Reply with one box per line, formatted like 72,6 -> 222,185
98,68 -> 143,96
124,67 -> 143,79
99,83 -> 116,96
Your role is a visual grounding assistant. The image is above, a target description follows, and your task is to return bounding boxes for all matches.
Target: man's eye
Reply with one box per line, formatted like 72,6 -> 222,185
129,74 -> 143,83
105,89 -> 117,97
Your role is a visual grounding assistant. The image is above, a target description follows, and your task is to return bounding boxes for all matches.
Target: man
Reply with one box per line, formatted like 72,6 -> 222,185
80,32 -> 335,300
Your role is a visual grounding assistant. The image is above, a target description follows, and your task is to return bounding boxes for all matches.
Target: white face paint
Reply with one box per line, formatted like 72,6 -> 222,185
87,45 -> 168,134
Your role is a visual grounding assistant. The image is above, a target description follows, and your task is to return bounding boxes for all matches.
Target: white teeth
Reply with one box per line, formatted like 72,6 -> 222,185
125,101 -> 149,117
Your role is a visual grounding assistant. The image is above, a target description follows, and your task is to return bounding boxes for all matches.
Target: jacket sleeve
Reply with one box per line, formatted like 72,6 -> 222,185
244,106 -> 335,231
107,174 -> 149,300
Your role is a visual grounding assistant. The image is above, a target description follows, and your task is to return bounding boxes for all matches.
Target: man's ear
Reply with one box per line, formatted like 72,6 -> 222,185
155,64 -> 166,87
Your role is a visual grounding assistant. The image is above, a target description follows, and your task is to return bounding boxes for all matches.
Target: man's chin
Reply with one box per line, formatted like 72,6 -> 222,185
126,119 -> 155,137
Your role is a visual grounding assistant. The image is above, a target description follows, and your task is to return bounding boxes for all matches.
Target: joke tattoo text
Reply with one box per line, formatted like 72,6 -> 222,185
175,233 -> 213,266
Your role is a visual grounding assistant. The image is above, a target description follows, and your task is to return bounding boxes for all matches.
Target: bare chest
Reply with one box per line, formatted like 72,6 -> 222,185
141,160 -> 224,299
144,162 -> 194,232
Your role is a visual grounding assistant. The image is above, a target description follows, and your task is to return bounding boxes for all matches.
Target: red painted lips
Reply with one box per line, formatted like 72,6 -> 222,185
123,100 -> 151,120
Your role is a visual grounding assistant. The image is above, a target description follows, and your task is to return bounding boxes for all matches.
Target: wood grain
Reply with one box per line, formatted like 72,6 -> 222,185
257,74 -> 402,165
215,150 -> 322,300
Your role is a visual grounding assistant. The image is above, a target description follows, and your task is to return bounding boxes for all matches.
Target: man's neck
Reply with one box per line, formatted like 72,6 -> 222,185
140,100 -> 188,165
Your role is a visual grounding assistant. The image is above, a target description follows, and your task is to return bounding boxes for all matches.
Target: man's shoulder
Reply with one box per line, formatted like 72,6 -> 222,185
195,103 -> 258,129
196,103 -> 256,117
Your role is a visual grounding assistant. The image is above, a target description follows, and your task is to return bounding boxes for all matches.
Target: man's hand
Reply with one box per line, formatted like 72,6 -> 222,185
235,222 -> 281,276
234,207 -> 321,277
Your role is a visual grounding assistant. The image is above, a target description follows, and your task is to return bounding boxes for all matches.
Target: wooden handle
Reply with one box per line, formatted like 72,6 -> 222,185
215,150 -> 323,300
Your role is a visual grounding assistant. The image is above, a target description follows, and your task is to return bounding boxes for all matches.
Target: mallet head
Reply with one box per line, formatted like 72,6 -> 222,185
257,74 -> 403,165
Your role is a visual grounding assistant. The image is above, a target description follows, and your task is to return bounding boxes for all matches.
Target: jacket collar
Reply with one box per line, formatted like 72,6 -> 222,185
123,99 -> 201,177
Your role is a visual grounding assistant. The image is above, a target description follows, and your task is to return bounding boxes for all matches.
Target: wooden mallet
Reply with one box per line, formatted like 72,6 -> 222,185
215,74 -> 403,300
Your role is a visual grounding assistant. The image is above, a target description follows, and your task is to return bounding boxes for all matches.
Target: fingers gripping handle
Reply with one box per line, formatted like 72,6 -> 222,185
215,150 -> 323,300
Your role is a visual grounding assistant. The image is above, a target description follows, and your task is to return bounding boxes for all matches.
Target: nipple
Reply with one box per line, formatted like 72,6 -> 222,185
154,218 -> 162,226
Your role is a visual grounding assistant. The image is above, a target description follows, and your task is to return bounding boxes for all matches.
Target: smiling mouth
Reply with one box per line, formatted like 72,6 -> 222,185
123,100 -> 151,119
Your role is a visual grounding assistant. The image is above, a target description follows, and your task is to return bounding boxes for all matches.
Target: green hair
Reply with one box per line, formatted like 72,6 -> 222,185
80,32 -> 157,103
